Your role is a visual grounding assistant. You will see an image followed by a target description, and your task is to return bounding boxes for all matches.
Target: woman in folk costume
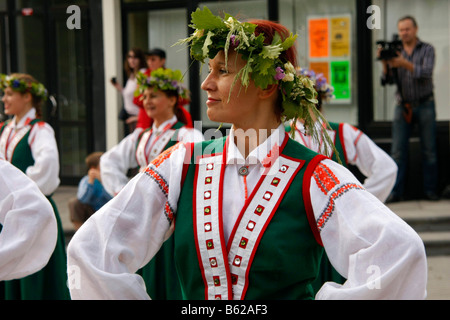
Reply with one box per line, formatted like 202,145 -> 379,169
288,69 -> 398,294
68,8 -> 426,300
0,73 -> 70,300
100,67 -> 203,300
100,67 -> 203,196
0,157 -> 57,285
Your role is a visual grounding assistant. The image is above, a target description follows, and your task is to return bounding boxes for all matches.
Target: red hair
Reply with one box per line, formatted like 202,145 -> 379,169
248,19 -> 298,68
247,19 -> 298,119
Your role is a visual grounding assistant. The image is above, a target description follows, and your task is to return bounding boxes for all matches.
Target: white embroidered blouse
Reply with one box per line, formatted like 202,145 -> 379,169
68,124 -> 427,300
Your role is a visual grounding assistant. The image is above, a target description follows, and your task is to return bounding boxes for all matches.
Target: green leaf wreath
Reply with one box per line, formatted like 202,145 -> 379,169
175,6 -> 339,160
0,74 -> 48,101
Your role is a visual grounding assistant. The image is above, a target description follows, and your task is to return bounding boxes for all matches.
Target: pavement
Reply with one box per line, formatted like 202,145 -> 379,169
53,185 -> 450,300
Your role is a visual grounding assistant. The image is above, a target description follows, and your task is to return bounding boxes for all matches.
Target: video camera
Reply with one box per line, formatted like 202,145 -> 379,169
376,34 -> 403,60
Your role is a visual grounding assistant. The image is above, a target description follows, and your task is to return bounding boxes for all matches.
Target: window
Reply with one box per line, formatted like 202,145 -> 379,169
279,0 -> 359,126
371,0 -> 450,121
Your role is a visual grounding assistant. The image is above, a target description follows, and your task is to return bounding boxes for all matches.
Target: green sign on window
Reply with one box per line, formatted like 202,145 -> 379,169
330,60 -> 351,101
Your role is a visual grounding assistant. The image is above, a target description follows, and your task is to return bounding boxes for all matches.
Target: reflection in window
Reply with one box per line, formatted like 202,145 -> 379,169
279,0 -> 358,126
371,0 -> 450,122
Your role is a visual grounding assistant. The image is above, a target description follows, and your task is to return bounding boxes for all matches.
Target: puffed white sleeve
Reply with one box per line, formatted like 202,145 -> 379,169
100,129 -> 143,196
27,123 -> 60,195
177,127 -> 205,143
0,160 -> 57,281
310,159 -> 427,300
342,123 -> 397,202
67,142 -> 188,300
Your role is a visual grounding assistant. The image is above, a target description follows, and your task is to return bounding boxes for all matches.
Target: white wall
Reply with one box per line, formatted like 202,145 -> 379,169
102,0 -> 123,149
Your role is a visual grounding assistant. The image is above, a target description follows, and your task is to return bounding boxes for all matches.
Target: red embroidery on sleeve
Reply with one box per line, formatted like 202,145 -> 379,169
151,142 -> 182,168
313,163 -> 340,195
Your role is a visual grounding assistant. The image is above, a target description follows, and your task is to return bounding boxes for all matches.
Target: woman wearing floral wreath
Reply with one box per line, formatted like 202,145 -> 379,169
100,67 -> 203,299
0,73 -> 70,300
68,8 -> 426,300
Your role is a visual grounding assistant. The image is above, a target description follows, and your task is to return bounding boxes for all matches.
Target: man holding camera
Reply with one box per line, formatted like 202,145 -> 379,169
378,15 -> 439,202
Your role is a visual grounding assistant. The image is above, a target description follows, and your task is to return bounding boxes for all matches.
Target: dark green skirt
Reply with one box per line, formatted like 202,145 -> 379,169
0,197 -> 70,300
137,235 -> 183,300
311,253 -> 346,295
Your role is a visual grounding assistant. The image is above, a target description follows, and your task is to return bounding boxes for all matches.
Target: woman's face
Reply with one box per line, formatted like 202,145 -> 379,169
201,50 -> 261,126
142,87 -> 176,121
127,51 -> 140,70
1,87 -> 31,117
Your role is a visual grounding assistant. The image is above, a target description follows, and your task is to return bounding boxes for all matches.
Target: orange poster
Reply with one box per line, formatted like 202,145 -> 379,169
309,62 -> 330,83
308,18 -> 329,58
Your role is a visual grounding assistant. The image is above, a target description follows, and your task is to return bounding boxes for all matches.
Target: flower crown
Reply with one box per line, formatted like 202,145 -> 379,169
135,68 -> 190,101
175,7 -> 337,156
0,74 -> 48,101
297,68 -> 335,103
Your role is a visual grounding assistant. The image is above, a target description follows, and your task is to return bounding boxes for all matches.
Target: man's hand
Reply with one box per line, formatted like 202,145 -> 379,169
387,52 -> 414,72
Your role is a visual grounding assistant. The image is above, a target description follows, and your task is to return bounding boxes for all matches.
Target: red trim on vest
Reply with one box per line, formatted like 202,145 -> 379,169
181,142 -> 195,188
226,133 -> 290,252
192,147 -> 233,300
241,155 -> 305,299
302,154 -> 327,247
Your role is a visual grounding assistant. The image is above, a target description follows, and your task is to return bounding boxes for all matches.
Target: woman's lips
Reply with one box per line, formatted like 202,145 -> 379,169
206,97 -> 220,106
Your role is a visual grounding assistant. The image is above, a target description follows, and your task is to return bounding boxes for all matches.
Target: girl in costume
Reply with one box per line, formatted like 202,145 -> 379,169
68,8 -> 426,300
288,68 -> 398,294
100,67 -> 203,300
0,73 -> 70,300
100,67 -> 203,196
0,157 -> 57,283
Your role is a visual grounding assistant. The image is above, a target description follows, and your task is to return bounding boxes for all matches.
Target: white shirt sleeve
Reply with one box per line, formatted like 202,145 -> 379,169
27,123 -> 60,195
100,129 -> 143,196
177,127 -> 204,144
342,123 -> 397,203
0,160 -> 57,281
67,143 -> 187,300
310,159 -> 427,300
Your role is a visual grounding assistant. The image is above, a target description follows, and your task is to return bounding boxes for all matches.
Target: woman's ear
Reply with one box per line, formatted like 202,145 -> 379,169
259,83 -> 278,100
169,95 -> 178,109
22,92 -> 33,104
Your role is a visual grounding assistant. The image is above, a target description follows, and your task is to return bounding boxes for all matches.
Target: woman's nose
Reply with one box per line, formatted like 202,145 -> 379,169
201,72 -> 215,92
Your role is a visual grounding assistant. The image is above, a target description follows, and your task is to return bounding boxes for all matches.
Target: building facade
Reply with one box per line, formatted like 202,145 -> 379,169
1,0 -> 449,198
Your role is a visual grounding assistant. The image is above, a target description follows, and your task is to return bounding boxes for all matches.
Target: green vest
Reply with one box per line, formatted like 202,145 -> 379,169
0,119 -> 41,172
173,136 -> 325,300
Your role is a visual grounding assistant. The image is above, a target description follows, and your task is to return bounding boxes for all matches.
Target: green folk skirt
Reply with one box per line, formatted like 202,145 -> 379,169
0,197 -> 70,300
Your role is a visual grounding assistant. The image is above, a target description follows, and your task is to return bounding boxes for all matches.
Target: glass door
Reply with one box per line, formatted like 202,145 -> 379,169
47,4 -> 93,184
11,0 -> 93,184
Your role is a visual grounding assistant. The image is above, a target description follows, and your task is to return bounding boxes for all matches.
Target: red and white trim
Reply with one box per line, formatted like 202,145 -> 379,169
193,152 -> 231,300
193,137 -> 304,300
135,126 -> 176,168
0,124 -> 32,162
226,155 -> 304,300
